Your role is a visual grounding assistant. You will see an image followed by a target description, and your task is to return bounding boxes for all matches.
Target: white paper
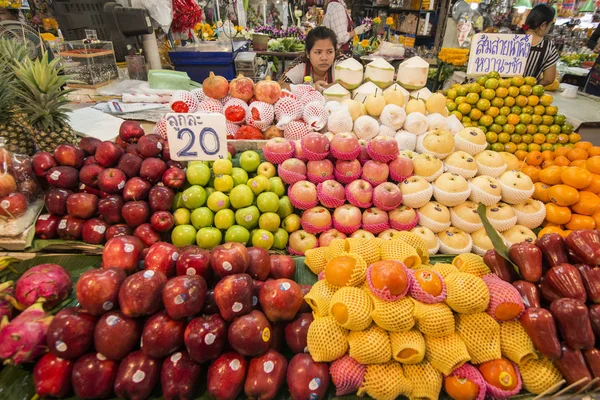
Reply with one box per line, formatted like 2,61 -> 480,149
67,107 -> 124,141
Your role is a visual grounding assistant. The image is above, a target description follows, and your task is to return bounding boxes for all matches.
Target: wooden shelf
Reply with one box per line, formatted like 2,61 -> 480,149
389,7 -> 437,13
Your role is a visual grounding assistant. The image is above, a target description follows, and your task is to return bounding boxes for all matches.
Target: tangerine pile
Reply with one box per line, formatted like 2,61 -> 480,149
445,73 -> 576,154
520,141 -> 600,237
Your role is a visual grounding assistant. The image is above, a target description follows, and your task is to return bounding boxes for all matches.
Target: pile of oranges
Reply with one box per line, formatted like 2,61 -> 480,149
520,141 -> 600,236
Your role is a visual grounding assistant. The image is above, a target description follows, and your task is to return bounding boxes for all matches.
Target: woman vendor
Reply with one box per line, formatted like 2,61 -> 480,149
522,4 -> 560,86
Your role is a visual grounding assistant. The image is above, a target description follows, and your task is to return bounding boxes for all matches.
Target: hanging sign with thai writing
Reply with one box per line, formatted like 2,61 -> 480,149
467,33 -> 532,76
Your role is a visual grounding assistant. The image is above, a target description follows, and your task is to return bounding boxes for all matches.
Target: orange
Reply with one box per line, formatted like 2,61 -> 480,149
533,182 -> 551,203
548,184 -> 580,206
571,191 -> 600,216
570,160 -> 587,169
561,167 -> 592,189
592,210 -> 600,229
583,173 -> 600,194
414,270 -> 443,297
554,147 -> 570,158
525,151 -> 543,166
479,359 -> 519,391
566,214 -> 596,230
369,260 -> 409,296
586,157 -> 600,174
542,160 -> 555,169
588,147 -> 600,157
545,203 -> 572,225
569,133 -> 582,144
507,114 -> 520,126
539,166 -> 563,185
527,95 -> 539,106
444,376 -> 481,400
575,141 -> 593,151
522,165 -> 540,183
537,226 -> 565,238
554,156 -> 570,167
515,150 -> 528,161
567,148 -> 588,162
496,301 -> 526,321
325,256 -> 357,286
541,150 -> 554,162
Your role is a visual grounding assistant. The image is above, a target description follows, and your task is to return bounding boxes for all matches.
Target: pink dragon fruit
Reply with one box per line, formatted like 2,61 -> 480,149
0,303 -> 53,364
15,264 -> 72,310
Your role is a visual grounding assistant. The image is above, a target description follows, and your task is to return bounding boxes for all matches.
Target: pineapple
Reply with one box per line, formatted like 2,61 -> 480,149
12,52 -> 79,153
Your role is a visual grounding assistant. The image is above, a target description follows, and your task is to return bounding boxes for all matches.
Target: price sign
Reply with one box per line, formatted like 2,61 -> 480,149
467,33 -> 532,77
166,113 -> 228,161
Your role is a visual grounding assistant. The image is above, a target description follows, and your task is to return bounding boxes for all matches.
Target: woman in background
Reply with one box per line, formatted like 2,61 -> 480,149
522,4 -> 559,86
323,0 -> 369,51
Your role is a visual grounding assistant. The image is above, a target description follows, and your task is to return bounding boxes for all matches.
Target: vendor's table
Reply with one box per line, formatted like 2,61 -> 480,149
551,93 -> 600,144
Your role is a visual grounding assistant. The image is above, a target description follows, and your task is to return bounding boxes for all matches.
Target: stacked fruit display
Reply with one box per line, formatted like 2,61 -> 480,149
484,230 -> 600,392
445,73 -> 576,153
303,234 -> 564,398
32,121 -> 181,246
171,150 -> 294,251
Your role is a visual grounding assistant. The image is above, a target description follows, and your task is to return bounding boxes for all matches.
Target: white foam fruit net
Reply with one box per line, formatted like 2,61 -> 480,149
246,101 -> 275,131
304,102 -> 329,131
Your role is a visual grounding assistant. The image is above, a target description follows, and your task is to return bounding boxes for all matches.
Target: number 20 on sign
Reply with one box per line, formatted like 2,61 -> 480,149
165,113 -> 228,161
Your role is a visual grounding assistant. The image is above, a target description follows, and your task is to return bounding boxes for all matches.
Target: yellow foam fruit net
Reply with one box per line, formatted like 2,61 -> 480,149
425,333 -> 471,375
452,253 -> 492,277
390,329 -> 426,364
329,287 -> 373,331
306,316 -> 348,362
324,239 -> 346,262
358,361 -> 413,400
430,263 -> 459,278
373,238 -> 386,249
370,294 -> 415,332
519,356 -> 563,395
413,300 -> 455,338
403,360 -> 443,400
380,240 -> 422,269
305,247 -> 328,275
392,231 -> 430,264
348,324 -> 392,365
325,252 -> 367,287
455,312 -> 502,364
500,321 -> 537,365
304,280 -> 339,317
344,238 -> 381,266
445,272 -> 490,314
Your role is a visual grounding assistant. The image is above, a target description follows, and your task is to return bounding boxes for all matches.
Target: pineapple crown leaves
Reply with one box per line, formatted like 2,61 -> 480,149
0,38 -> 30,77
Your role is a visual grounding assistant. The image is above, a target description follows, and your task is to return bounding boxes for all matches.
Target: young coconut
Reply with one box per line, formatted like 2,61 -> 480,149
323,84 -> 351,102
397,56 -> 430,90
334,58 -> 364,90
411,87 -> 432,101
352,81 -> 381,103
364,58 -> 395,89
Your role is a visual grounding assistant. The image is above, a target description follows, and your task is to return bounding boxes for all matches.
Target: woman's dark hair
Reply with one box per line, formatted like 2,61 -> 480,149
521,4 -> 555,32
305,26 -> 338,55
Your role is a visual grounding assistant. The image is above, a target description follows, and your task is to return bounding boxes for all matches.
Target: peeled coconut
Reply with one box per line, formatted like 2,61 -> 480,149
365,94 -> 386,117
397,56 -> 429,90
427,113 -> 447,130
342,99 -> 361,121
379,125 -> 397,137
411,87 -> 432,101
323,84 -> 351,102
404,113 -> 428,135
352,81 -> 382,103
384,83 -> 410,107
447,114 -> 464,134
406,99 -> 426,115
334,58 -> 364,90
380,104 -> 407,130
426,93 -> 448,115
364,58 -> 395,89
353,115 -> 380,140
328,109 -> 353,134
395,130 -> 417,151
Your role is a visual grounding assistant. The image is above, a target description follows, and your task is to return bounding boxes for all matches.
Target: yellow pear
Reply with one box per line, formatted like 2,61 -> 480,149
342,99 -> 361,121
425,92 -> 447,115
384,89 -> 405,107
365,94 -> 386,117
406,98 -> 426,115
360,102 -> 368,116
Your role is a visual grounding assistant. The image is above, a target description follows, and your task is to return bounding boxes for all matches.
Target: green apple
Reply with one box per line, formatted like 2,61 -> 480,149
257,192 -> 280,213
205,187 -> 216,198
207,191 -> 230,212
257,162 -> 276,178
282,214 -> 301,233
240,151 -> 261,172
235,205 -> 260,229
190,207 -> 214,229
173,208 -> 191,226
172,192 -> 185,211
171,225 -> 197,247
213,159 -> 233,175
196,227 -> 222,249
277,196 -> 294,219
214,174 -> 234,193
225,225 -> 251,244
231,167 -> 249,187
273,228 -> 289,250
252,229 -> 274,250
248,175 -> 271,196
215,209 -> 235,230
269,177 -> 285,197
182,185 -> 207,209
207,176 -> 215,189
259,212 -> 281,232
186,163 -> 210,186
230,185 -> 254,209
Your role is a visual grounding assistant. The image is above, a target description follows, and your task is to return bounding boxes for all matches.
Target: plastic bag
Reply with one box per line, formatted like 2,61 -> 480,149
124,0 -> 173,33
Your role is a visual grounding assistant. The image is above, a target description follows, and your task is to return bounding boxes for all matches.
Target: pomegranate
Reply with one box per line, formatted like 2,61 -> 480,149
254,76 -> 282,105
229,74 -> 255,102
202,72 -> 229,100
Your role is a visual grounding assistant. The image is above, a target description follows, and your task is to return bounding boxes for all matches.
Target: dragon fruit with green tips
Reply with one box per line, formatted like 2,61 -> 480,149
14,264 -> 72,309
0,303 -> 53,364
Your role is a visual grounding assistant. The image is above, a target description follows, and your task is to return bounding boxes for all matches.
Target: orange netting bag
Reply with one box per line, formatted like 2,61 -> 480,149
519,356 -> 563,395
483,274 -> 524,322
329,287 -> 373,331
306,315 -> 348,362
357,362 -> 413,400
343,238 -> 381,266
445,272 -> 490,314
390,329 -> 426,364
324,252 -> 367,287
455,312 -> 502,364
304,279 -> 338,317
348,324 -> 392,365
500,321 -> 537,365
330,355 -> 366,396
452,253 -> 491,277
413,300 -> 455,338
324,239 -> 346,262
370,294 -> 415,332
403,360 -> 443,400
392,231 -> 430,264
380,240 -> 421,269
425,333 -> 471,375
305,247 -> 328,275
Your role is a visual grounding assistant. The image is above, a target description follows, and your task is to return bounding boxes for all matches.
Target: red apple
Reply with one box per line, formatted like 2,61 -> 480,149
214,273 -> 253,321
260,278 -> 303,322
106,224 -> 133,240
76,267 -> 127,315
318,180 -> 345,204
123,177 -> 151,201
185,314 -> 228,363
247,247 -> 271,281
46,166 -> 79,190
363,207 -> 389,226
46,307 -> 97,359
287,353 -> 329,400
134,223 -> 161,247
362,160 -> 389,186
244,349 -> 288,399
81,218 -> 109,244
270,255 -> 295,279
79,164 -> 104,188
126,143 -> 142,157
301,207 -> 332,232
33,353 -> 73,398
389,155 -> 414,181
162,167 -> 186,190
211,242 -> 250,278
115,136 -> 128,149
83,156 -> 97,166
54,144 -> 84,168
265,138 -> 294,155
288,230 -> 318,255
369,136 -> 398,157
373,182 -> 403,209
45,188 -> 72,216
162,140 -> 171,162
103,235 -> 144,274
114,351 -> 160,400
141,311 -> 186,358
32,151 -> 57,178
94,312 -> 143,360
78,137 -> 101,156
176,246 -> 212,280
150,211 -> 174,232
149,185 -> 174,212
119,120 -> 145,143
161,351 -> 203,400
97,168 -> 127,194
333,205 -> 362,230
116,153 -> 143,179
35,214 -> 61,239
280,158 -> 307,176
335,159 -> 361,178
71,353 -> 118,398
137,134 -> 164,158
98,195 -> 124,224
163,275 -> 207,320
301,133 -> 330,154
330,132 -> 360,158
122,200 -> 150,228
95,141 -> 123,167
140,157 -> 167,184
307,159 -> 334,180
207,352 -> 248,400
66,192 -> 98,219
55,215 -> 84,239
285,313 -> 314,353
289,181 -> 318,204
145,242 -> 178,277
228,310 -> 272,356
119,269 -> 167,317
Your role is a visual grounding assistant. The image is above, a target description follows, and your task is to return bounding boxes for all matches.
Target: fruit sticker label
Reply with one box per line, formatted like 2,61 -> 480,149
165,113 -> 228,161
467,33 -> 532,77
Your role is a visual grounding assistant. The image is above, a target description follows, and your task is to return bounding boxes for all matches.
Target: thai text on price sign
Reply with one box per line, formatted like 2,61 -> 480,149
166,113 -> 228,161
467,33 -> 532,77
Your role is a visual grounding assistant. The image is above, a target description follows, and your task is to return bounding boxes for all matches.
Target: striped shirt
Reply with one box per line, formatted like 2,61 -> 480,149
323,0 -> 353,47
523,38 -> 559,80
